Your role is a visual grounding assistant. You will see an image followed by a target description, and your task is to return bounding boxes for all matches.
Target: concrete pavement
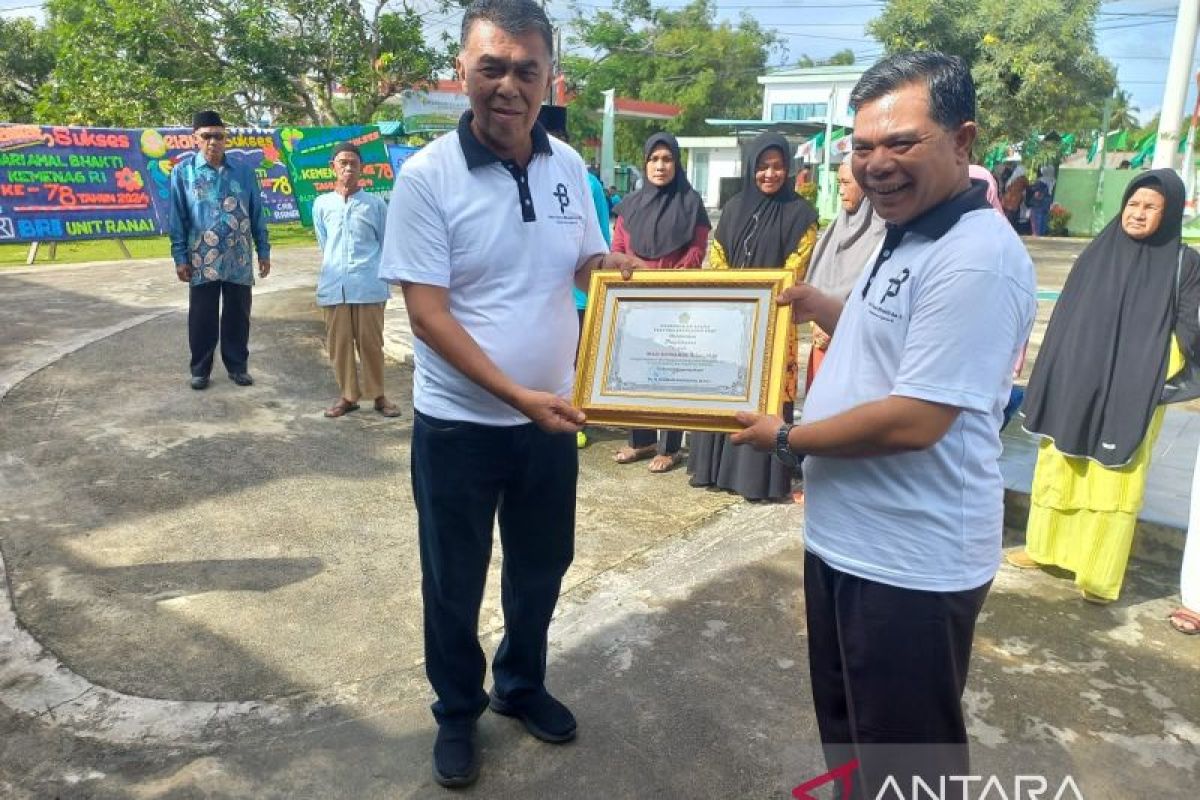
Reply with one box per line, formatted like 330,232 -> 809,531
1,240 -> 1198,798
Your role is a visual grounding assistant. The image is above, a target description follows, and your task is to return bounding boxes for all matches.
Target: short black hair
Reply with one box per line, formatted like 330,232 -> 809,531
849,51 -> 975,130
461,0 -> 553,57
330,142 -> 362,161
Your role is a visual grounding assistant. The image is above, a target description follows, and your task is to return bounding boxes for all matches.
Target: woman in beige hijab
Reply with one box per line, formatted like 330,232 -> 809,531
803,160 -> 887,390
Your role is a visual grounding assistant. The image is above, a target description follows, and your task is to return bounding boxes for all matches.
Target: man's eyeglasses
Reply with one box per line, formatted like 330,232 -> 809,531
198,132 -> 227,142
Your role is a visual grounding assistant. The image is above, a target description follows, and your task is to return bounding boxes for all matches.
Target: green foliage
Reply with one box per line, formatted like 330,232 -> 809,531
795,49 -> 856,69
868,0 -> 1116,156
564,0 -> 780,163
1110,89 -> 1140,132
0,17 -> 55,122
34,0 -> 450,127
36,0 -> 235,126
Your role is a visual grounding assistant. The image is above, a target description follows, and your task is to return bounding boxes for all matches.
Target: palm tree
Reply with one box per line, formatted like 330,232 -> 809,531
1111,89 -> 1141,132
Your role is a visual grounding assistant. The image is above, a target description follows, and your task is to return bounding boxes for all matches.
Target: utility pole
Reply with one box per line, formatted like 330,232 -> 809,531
1091,96 -> 1113,236
1153,0 -> 1200,170
820,86 -> 835,217
601,89 -> 616,187
547,25 -> 561,105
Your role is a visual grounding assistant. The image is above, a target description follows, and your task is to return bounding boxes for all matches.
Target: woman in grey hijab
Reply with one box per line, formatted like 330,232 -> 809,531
803,159 -> 887,390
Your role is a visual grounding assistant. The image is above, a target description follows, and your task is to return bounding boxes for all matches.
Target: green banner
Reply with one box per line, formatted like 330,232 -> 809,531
280,125 -> 393,226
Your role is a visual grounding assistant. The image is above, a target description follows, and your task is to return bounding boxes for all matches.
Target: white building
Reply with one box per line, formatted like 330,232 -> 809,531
678,64 -> 866,211
676,135 -> 741,209
757,65 -> 865,129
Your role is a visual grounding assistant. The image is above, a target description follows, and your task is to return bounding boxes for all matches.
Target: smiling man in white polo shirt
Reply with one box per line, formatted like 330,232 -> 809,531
378,0 -> 640,788
733,52 -> 1036,794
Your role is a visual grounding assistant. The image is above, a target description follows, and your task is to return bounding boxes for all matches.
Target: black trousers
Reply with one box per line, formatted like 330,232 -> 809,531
629,428 -> 683,455
411,411 -> 576,727
804,550 -> 991,799
188,280 -> 252,377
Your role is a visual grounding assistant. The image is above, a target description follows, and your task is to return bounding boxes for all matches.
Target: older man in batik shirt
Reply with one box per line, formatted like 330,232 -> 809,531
169,110 -> 271,390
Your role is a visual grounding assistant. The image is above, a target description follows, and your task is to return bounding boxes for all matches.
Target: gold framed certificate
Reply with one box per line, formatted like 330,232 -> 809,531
574,269 -> 794,433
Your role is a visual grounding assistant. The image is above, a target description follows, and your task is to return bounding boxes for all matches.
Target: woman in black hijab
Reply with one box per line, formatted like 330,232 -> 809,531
688,132 -> 819,501
1010,169 -> 1200,602
611,132 -> 711,472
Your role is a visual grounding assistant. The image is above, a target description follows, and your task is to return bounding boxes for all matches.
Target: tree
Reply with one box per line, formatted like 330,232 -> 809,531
795,49 -> 856,69
1110,89 -> 1140,132
868,0 -> 1116,155
0,17 -> 55,122
564,0 -> 781,163
37,0 -> 237,126
36,0 -> 450,127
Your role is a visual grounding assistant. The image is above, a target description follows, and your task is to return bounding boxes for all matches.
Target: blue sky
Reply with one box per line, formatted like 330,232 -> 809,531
1,0 -> 1189,125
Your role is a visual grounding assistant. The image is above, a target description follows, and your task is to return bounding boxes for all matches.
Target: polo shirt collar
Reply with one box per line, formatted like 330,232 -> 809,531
457,110 -> 552,170
887,180 -> 991,241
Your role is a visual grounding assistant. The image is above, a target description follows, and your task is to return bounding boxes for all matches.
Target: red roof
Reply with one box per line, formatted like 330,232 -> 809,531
613,98 -> 681,120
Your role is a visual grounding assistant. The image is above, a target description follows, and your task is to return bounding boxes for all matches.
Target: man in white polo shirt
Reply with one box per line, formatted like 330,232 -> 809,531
378,0 -> 640,788
733,52 -> 1036,793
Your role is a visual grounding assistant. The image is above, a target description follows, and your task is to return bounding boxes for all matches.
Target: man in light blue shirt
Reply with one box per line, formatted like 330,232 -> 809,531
170,110 -> 271,390
312,142 -> 400,418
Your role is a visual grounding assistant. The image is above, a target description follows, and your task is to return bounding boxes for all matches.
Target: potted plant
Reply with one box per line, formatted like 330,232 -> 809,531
1048,203 -> 1071,237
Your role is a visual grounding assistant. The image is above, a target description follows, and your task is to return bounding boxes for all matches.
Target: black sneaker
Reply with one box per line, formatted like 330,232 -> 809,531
432,723 -> 479,789
190,376 -> 209,390
228,372 -> 254,387
489,689 -> 576,743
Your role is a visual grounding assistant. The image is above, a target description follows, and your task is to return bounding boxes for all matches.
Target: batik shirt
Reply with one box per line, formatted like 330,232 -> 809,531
169,152 -> 270,287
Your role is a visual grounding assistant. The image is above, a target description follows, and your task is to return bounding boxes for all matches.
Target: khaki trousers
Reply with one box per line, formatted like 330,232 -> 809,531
322,303 -> 386,403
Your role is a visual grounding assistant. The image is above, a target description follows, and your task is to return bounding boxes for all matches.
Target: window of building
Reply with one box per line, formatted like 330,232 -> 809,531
691,150 -> 710,203
770,102 -> 829,121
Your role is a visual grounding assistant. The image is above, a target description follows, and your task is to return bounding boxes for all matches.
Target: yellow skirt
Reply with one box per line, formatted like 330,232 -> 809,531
1025,339 -> 1184,600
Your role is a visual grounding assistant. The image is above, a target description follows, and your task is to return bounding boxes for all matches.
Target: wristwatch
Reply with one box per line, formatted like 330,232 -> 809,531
773,422 -> 801,472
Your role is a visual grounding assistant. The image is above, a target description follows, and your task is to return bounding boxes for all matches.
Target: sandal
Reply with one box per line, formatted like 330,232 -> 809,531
1081,589 -> 1113,605
648,452 -> 682,473
1168,607 -> 1200,635
324,398 -> 360,418
614,444 -> 656,464
374,400 -> 402,418
1004,549 -> 1041,569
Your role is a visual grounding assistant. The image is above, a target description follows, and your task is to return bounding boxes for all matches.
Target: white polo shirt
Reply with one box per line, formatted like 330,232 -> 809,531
379,112 -> 608,425
801,182 -> 1037,592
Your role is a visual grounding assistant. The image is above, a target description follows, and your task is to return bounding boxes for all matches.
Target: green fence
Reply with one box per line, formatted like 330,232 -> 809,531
1051,168 -> 1139,236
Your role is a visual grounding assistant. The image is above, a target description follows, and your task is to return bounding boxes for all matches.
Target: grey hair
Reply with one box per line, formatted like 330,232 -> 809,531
461,0 -> 553,57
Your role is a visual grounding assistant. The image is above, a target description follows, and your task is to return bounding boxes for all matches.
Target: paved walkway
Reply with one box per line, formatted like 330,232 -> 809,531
1,240 -> 1197,799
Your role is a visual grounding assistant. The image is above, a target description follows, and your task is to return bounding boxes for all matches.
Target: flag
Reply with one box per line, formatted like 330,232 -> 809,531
983,144 -> 1006,169
830,127 -> 851,155
1129,133 -> 1155,168
1184,124 -> 1198,219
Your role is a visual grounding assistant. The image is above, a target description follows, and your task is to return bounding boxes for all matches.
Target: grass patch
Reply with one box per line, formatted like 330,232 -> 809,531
0,223 -> 317,268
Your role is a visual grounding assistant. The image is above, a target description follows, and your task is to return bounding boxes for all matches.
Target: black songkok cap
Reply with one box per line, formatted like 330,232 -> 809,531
191,110 -> 225,130
331,141 -> 362,160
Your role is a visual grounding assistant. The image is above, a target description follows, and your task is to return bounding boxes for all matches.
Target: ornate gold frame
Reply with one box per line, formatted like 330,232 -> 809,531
573,269 -> 794,433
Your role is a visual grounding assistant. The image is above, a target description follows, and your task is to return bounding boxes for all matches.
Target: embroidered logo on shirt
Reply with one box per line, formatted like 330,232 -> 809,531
881,268 -> 911,305
553,183 -> 571,214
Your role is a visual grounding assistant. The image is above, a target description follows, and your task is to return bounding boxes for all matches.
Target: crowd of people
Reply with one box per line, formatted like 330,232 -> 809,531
165,0 -> 1200,792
